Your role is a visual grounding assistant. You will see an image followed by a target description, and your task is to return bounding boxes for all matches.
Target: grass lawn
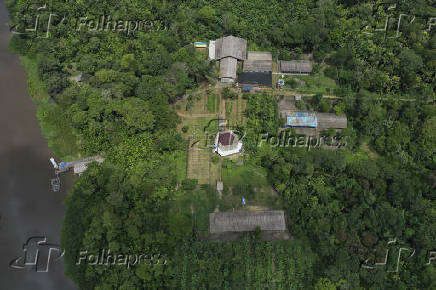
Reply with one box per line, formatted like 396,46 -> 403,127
220,159 -> 281,211
176,89 -> 222,115
186,135 -> 219,185
344,138 -> 379,163
177,104 -> 220,185
172,157 -> 282,232
179,117 -> 218,138
284,69 -> 337,95
207,94 -> 216,113
188,93 -> 207,113
171,185 -> 219,232
168,151 -> 187,183
187,146 -> 214,184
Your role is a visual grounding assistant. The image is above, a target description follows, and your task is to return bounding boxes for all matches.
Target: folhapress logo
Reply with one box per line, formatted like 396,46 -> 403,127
9,236 -> 65,273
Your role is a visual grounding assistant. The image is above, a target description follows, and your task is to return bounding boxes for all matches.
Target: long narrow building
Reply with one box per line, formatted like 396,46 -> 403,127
209,210 -> 287,233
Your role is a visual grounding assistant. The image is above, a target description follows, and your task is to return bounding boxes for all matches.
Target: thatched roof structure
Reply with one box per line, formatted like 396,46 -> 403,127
243,51 -> 273,72
215,36 -> 247,60
209,210 -> 286,233
278,60 -> 313,74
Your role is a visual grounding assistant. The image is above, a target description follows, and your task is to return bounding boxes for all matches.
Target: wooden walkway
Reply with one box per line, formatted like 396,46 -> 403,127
56,156 -> 104,175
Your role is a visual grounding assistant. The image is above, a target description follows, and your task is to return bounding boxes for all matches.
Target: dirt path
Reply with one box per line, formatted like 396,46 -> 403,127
220,97 -> 226,118
177,112 -> 218,118
273,89 -> 420,102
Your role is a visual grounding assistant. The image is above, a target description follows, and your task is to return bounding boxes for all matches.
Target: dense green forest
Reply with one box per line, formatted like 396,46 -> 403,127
6,0 -> 435,289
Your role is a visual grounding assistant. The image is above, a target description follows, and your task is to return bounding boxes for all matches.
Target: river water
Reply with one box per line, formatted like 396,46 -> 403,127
0,3 -> 77,290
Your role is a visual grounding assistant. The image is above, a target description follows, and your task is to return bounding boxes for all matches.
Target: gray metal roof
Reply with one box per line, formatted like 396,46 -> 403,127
210,210 -> 286,233
220,57 -> 237,79
215,36 -> 247,60
316,113 -> 347,129
243,51 -> 272,72
278,60 -> 313,73
244,60 -> 272,72
247,51 -> 272,61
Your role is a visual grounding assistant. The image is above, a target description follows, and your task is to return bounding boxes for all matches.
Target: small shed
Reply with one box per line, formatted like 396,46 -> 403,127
278,60 -> 313,75
194,42 -> 207,48
70,73 -> 83,83
217,181 -> 223,191
214,131 -> 243,157
209,40 -> 216,60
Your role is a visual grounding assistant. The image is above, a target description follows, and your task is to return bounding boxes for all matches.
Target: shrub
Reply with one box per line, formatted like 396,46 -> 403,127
324,66 -> 337,79
319,100 -> 330,112
288,78 -> 299,89
211,155 -> 219,164
182,179 -> 198,190
296,100 -> 305,110
222,87 -> 238,100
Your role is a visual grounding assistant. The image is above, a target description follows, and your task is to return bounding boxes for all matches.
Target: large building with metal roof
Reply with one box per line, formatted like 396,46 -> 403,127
209,35 -> 247,83
213,36 -> 247,61
282,110 -> 347,130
